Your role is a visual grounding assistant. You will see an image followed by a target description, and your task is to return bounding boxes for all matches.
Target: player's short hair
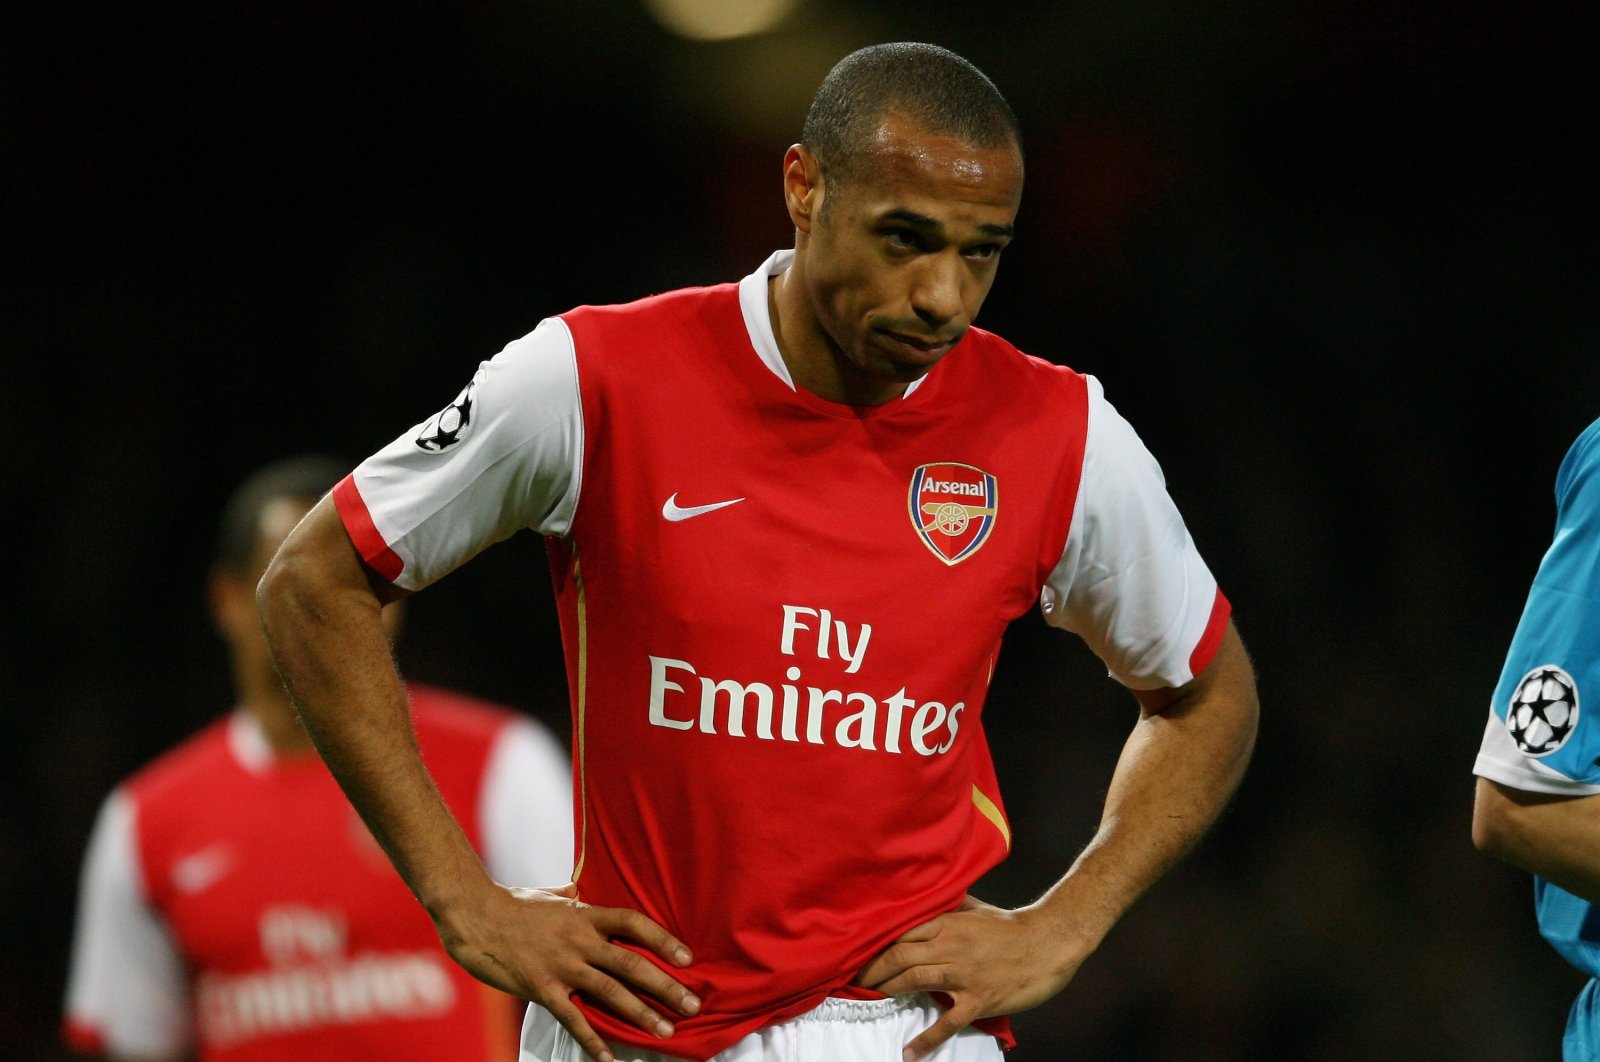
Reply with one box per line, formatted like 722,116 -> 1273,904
213,454 -> 349,576
801,42 -> 1022,195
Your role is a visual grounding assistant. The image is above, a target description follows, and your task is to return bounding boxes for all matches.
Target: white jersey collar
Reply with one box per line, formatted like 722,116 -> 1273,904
227,708 -> 275,774
737,250 -> 926,399
226,708 -> 324,774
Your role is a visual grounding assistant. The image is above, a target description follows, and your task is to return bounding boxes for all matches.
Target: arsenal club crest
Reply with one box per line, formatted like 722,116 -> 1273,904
909,462 -> 998,565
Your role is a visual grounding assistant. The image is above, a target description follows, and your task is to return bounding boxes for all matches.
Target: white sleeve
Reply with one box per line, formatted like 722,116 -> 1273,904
64,789 -> 191,1058
1474,706 -> 1600,796
479,718 -> 576,887
1040,375 -> 1224,690
345,317 -> 584,591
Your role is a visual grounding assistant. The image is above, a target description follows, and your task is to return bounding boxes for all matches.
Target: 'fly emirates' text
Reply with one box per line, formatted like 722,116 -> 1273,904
647,604 -> 965,755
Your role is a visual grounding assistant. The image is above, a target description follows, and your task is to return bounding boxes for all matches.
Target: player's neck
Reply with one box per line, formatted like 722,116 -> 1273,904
239,675 -> 318,758
769,264 -> 908,407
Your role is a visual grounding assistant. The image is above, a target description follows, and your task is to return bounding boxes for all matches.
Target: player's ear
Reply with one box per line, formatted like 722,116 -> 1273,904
783,144 -> 824,234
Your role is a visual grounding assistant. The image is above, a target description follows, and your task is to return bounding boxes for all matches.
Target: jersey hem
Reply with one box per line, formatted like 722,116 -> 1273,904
333,474 -> 406,584
1473,756 -> 1600,797
1188,589 -> 1232,678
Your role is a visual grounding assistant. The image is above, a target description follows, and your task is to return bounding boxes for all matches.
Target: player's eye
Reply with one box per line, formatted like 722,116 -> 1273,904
884,229 -> 927,252
964,235 -> 1012,261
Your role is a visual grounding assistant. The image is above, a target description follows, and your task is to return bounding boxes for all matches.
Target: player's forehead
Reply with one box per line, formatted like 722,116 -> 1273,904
259,496 -> 312,546
837,113 -> 1023,228
245,495 -> 314,571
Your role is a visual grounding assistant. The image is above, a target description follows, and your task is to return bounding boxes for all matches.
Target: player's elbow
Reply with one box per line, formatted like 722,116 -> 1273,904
255,527 -> 343,650
255,498 -> 366,632
255,544 -> 306,630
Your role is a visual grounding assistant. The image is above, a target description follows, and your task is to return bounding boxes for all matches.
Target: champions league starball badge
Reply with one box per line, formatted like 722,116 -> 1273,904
1505,664 -> 1580,757
909,462 -> 997,565
414,372 -> 480,453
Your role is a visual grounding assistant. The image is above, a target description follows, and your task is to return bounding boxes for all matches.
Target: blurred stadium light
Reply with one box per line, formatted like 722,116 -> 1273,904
643,0 -> 800,41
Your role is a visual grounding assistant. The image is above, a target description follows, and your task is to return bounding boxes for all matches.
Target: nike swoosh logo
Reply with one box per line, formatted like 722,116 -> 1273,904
172,845 -> 235,895
662,493 -> 745,522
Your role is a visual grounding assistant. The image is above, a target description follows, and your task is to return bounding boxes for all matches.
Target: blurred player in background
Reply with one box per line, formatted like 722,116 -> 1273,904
258,43 -> 1258,1062
1474,415 -> 1600,1061
63,454 -> 573,1061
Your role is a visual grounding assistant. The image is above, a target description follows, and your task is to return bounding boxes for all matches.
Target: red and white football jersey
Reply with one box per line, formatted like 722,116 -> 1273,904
64,685 -> 573,1061
334,251 -> 1230,1060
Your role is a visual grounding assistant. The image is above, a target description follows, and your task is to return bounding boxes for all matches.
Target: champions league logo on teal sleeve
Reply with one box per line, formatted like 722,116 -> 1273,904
1505,665 -> 1580,756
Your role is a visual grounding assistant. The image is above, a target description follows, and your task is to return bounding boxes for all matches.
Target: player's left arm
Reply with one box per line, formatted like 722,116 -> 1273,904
857,620 -> 1258,1060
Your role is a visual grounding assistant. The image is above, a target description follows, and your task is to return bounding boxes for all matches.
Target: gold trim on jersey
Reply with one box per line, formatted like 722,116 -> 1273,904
970,784 -> 1010,850
572,550 -> 591,883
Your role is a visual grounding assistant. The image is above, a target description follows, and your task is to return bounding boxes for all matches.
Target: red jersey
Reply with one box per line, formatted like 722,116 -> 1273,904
64,685 -> 574,1061
334,251 -> 1230,1060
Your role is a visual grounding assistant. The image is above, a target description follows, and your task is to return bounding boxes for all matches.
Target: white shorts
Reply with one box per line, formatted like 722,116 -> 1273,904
518,993 -> 1004,1062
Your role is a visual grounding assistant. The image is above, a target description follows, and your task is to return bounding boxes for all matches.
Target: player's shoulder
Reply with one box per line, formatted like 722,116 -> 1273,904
951,326 -> 1090,412
121,715 -> 237,809
961,325 -> 1083,379
556,280 -> 747,390
1557,416 -> 1600,498
1573,414 -> 1600,455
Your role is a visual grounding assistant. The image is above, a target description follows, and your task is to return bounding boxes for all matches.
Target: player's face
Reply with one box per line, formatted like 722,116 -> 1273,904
793,114 -> 1022,404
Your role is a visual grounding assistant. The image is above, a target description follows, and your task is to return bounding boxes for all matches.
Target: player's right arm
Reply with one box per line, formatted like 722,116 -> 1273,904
1471,417 -> 1600,902
1473,781 -> 1600,901
257,495 -> 700,1062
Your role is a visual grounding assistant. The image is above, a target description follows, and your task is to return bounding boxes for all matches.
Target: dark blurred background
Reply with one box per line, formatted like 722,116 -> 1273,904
4,1 -> 1596,1058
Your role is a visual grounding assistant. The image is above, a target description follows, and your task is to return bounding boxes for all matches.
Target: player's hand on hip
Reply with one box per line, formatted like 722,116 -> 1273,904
853,894 -> 1088,1062
436,881 -> 699,1062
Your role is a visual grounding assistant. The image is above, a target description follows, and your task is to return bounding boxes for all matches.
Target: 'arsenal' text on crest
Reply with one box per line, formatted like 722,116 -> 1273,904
908,463 -> 998,565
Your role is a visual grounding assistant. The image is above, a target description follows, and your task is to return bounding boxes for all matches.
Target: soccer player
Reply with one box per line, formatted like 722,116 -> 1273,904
1473,415 -> 1600,1061
258,43 -> 1260,1062
64,454 -> 574,1061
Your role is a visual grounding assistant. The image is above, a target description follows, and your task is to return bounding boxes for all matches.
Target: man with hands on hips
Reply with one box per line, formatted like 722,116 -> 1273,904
259,41 -> 1258,1062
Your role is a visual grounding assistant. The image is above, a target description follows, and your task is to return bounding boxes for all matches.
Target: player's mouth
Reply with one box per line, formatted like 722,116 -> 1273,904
876,329 -> 959,365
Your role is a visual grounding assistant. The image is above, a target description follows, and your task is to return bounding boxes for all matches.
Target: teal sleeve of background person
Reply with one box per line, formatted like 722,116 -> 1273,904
1490,417 -> 1600,783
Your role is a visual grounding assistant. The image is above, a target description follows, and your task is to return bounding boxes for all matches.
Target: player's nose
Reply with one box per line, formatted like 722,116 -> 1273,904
909,254 -> 964,328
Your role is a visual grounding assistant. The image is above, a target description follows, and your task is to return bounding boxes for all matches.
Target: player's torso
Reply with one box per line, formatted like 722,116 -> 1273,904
550,289 -> 1086,1045
131,714 -> 513,1061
